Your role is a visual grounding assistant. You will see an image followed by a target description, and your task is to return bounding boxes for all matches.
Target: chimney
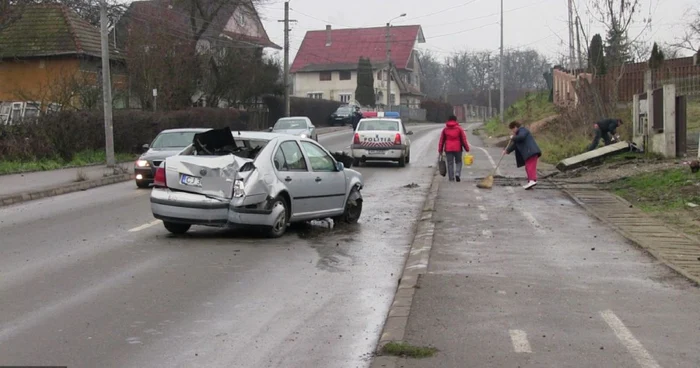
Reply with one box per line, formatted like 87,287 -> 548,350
325,25 -> 332,46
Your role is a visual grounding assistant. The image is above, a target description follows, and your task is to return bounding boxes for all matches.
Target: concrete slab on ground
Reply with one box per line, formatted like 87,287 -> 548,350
556,141 -> 631,171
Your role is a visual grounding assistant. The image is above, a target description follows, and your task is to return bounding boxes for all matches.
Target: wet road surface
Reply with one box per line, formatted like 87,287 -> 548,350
399,126 -> 700,368
0,124 -> 443,367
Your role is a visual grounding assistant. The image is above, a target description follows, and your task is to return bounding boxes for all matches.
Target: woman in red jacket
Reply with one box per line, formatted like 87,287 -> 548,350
438,115 -> 470,182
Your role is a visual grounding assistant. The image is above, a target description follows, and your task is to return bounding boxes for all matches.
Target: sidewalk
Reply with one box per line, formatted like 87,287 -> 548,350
373,132 -> 700,367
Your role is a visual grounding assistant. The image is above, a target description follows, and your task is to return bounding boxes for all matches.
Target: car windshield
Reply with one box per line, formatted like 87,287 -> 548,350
357,119 -> 400,131
335,107 -> 352,114
274,119 -> 308,130
151,131 -> 199,148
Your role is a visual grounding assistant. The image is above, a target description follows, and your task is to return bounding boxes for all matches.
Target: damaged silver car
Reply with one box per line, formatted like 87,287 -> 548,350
150,127 -> 364,237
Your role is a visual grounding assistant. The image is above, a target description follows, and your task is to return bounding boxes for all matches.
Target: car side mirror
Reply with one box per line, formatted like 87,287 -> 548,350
142,143 -> 149,151
407,131 -> 414,135
336,162 -> 344,171
268,127 -> 273,132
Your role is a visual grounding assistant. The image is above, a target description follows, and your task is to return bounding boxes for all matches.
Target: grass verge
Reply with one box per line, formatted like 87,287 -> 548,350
688,97 -> 700,133
483,91 -> 557,138
380,342 -> 438,358
606,167 -> 700,237
0,150 -> 135,175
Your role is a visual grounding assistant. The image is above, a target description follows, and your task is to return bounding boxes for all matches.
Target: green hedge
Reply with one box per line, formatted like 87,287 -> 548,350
420,99 -> 453,123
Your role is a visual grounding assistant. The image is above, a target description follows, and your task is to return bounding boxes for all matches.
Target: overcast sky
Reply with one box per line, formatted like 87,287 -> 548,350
256,0 -> 698,63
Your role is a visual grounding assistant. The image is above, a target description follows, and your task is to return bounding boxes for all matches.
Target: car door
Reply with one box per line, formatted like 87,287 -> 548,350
299,141 -> 347,215
306,118 -> 317,140
273,140 -> 315,217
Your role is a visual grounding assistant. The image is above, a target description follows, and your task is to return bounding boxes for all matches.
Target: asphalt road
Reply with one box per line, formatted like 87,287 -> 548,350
0,124 -> 443,368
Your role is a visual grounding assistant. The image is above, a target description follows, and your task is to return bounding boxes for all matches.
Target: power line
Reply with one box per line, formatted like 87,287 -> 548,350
397,0 -> 484,23
420,0 -> 553,28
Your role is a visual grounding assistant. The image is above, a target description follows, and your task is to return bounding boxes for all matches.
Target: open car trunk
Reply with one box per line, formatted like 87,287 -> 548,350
164,127 -> 259,200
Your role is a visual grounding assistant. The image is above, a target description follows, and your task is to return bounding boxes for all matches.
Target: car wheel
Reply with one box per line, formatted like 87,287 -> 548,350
405,150 -> 411,164
163,222 -> 191,234
398,153 -> 406,167
353,158 -> 361,167
136,180 -> 150,189
333,187 -> 362,224
266,197 -> 289,238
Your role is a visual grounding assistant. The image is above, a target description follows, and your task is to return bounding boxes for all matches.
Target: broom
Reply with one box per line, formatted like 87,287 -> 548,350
477,137 -> 512,189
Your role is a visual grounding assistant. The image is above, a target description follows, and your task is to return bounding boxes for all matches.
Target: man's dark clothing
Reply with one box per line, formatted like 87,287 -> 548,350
587,118 -> 620,151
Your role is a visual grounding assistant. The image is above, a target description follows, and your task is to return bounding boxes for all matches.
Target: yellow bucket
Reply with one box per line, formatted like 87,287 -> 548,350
463,153 -> 474,166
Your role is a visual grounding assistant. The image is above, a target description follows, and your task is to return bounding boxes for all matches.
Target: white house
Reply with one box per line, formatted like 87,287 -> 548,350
290,24 -> 426,108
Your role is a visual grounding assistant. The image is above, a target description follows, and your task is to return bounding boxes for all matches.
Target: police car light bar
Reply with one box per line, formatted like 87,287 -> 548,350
383,111 -> 400,118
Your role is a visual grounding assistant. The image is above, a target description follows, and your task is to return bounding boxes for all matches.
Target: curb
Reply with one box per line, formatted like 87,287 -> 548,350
554,182 -> 700,286
0,173 -> 133,208
369,170 -> 441,368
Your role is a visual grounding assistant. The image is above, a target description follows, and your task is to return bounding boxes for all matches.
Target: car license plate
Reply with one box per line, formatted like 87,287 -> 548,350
180,174 -> 201,186
368,150 -> 385,155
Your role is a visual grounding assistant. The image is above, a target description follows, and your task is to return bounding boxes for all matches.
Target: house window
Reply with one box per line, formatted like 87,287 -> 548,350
339,71 -> 351,80
23,102 -> 40,120
10,102 -> 23,123
377,71 -> 382,81
319,71 -> 332,81
339,93 -> 351,103
307,92 -> 323,99
0,104 -> 10,124
390,94 -> 396,105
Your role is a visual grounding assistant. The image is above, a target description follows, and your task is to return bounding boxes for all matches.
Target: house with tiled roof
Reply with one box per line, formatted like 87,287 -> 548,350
291,24 -> 426,108
114,0 -> 281,107
0,4 -> 127,123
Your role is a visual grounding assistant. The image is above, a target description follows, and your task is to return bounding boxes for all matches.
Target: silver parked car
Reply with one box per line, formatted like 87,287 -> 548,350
269,116 -> 318,141
150,127 -> 364,238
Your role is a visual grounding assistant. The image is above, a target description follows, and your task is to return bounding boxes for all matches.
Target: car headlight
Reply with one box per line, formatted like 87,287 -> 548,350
300,133 -> 308,138
135,160 -> 150,167
233,179 -> 245,198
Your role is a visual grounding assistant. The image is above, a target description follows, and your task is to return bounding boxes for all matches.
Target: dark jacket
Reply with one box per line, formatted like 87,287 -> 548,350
438,120 -> 470,153
506,127 -> 541,167
596,118 -> 620,134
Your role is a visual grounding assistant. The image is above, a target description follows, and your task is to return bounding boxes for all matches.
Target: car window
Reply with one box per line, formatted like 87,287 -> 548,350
274,119 -> 308,130
276,141 -> 308,171
357,119 -> 399,132
151,131 -> 198,148
300,141 -> 335,172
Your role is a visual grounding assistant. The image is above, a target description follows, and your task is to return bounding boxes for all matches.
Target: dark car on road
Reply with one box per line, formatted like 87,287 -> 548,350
134,128 -> 210,188
328,105 -> 360,126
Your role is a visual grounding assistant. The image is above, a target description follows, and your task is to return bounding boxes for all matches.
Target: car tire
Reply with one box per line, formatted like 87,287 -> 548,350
353,158 -> 362,167
163,222 -> 191,234
405,150 -> 411,164
398,153 -> 406,167
136,180 -> 150,189
266,197 -> 289,238
333,187 -> 362,224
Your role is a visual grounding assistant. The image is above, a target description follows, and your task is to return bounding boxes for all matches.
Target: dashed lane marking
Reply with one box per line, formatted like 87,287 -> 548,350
480,213 -> 488,221
519,210 -> 545,235
476,196 -> 482,201
478,205 -> 486,211
128,220 -> 162,232
506,187 -> 515,194
482,229 -> 493,237
474,189 -> 480,194
600,310 -> 661,368
509,329 -> 532,353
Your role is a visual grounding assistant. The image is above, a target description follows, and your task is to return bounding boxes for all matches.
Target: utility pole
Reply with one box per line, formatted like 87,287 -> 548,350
385,22 -> 392,111
100,0 -> 115,167
567,0 -> 575,70
575,16 -> 583,70
499,0 -> 504,124
278,2 -> 296,117
487,54 -> 492,118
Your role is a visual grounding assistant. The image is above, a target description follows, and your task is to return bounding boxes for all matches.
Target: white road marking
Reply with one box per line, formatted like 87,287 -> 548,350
506,187 -> 515,194
519,210 -> 545,234
473,146 -> 501,175
600,310 -> 661,368
476,196 -> 482,201
482,229 -> 493,237
128,220 -> 162,232
480,213 -> 489,221
474,189 -> 480,194
509,329 -> 532,353
478,205 -> 486,211
497,290 -> 507,295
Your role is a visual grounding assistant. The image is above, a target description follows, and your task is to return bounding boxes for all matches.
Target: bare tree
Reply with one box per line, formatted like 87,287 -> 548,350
588,0 -> 649,66
672,7 -> 700,54
417,50 -> 447,100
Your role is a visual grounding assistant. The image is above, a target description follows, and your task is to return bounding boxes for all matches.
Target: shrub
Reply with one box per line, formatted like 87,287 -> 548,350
421,99 -> 453,123
0,108 -> 245,161
264,95 -> 342,127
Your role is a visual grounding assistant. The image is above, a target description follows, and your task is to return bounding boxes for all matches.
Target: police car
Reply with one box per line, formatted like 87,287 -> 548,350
350,111 -> 413,167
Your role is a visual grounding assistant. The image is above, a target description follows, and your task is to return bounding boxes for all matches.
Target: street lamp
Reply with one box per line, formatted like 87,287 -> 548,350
386,13 -> 406,112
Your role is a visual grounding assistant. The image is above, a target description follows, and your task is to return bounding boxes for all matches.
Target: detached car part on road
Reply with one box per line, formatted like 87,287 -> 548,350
350,111 -> 413,167
269,116 -> 318,141
150,127 -> 364,238
134,128 -> 211,188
